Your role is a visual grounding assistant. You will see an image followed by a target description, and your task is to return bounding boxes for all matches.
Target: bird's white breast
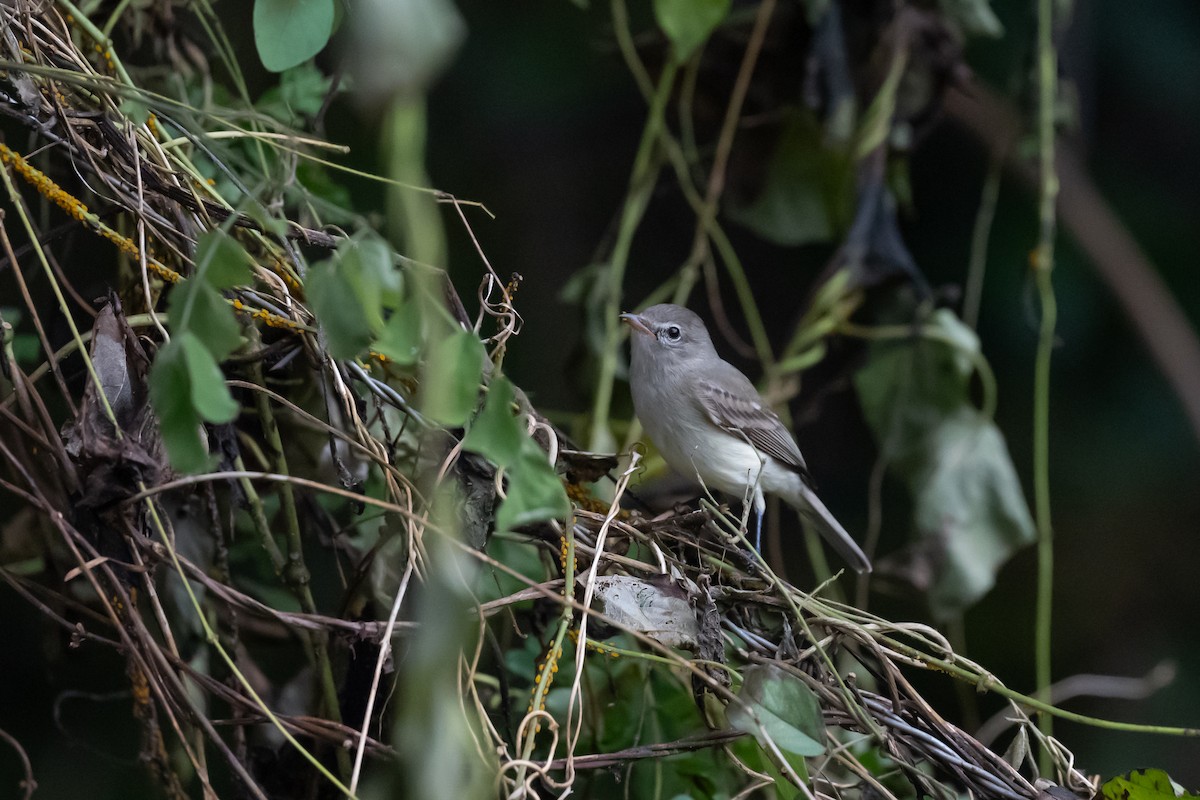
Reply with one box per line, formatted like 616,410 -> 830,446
631,366 -> 800,510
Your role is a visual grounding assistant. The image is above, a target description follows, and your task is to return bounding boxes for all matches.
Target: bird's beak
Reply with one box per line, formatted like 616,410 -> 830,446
620,312 -> 653,337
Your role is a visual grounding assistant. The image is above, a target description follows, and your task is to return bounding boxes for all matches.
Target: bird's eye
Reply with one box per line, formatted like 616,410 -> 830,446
664,325 -> 682,342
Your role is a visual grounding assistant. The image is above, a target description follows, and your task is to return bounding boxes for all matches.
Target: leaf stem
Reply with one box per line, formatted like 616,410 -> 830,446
1033,0 -> 1061,774
588,14 -> 676,451
836,320 -> 999,421
963,157 -> 1003,330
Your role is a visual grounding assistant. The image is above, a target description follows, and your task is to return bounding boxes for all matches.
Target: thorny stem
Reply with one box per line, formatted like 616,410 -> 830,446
1033,0 -> 1061,773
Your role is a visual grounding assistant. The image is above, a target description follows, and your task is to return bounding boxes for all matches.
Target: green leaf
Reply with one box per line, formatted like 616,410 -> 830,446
461,377 -> 524,467
916,410 -> 1036,613
1102,770 -> 1198,800
165,230 -> 251,359
726,111 -> 849,246
149,338 -> 210,473
374,295 -> 424,365
307,260 -> 375,359
280,63 -> 333,116
653,0 -> 731,62
494,440 -> 569,532
727,664 -> 825,757
856,47 -> 906,159
119,98 -> 151,126
295,161 -> 355,222
340,236 -> 403,328
253,0 -> 335,73
180,332 -> 239,423
259,62 -> 335,123
11,333 -> 39,365
420,329 -> 484,427
307,238 -> 403,359
241,204 -> 291,238
939,0 -> 1004,38
194,229 -> 253,289
854,309 -> 1036,618
347,0 -> 466,105
166,281 -> 242,362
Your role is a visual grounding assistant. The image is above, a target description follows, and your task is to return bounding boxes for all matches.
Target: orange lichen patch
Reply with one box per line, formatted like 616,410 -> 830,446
558,531 -> 578,575
265,255 -> 303,291
92,42 -> 116,75
567,628 -> 620,658
564,480 -> 609,515
98,223 -> 140,258
230,299 -> 306,332
527,643 -> 564,719
505,272 -> 522,300
1,142 -> 90,223
1,143 -> 183,283
146,260 -> 183,284
129,660 -> 152,708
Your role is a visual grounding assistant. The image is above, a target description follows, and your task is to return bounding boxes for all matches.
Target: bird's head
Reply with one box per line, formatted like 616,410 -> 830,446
620,304 -> 717,363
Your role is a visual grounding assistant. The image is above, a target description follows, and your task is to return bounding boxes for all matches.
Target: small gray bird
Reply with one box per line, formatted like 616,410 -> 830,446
621,304 -> 870,573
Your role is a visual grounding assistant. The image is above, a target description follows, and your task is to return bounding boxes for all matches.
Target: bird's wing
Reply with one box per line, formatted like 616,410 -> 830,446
695,366 -> 813,483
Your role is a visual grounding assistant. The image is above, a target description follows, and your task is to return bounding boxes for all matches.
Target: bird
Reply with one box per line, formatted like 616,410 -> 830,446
621,303 -> 870,573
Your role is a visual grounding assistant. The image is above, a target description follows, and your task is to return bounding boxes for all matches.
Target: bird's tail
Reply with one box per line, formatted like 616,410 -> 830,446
787,484 -> 871,574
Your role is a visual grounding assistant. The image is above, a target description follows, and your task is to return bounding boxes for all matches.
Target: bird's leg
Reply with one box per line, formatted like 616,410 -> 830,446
753,507 -> 763,552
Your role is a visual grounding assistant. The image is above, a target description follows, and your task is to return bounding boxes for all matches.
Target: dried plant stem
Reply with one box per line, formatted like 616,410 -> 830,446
348,557 -> 416,794
140,484 -> 354,796
246,329 -> 350,777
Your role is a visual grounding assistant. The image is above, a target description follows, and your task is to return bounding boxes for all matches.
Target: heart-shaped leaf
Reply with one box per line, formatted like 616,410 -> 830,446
254,0 -> 335,73
727,664 -> 825,757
